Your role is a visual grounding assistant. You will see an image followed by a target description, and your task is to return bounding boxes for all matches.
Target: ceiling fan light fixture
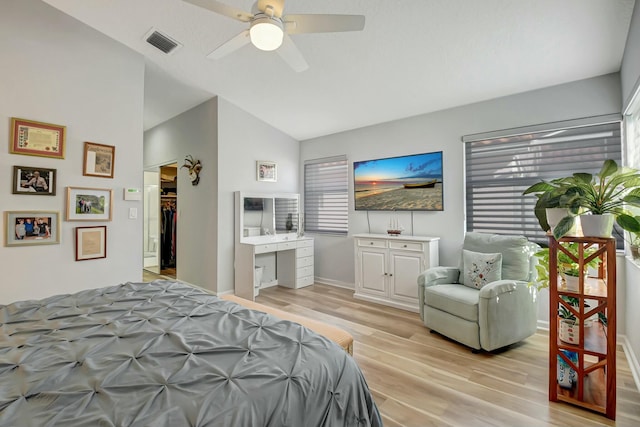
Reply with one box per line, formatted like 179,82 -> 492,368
249,15 -> 284,51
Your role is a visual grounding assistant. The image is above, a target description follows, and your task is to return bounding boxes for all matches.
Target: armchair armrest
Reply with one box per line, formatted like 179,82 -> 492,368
417,266 -> 460,288
417,266 -> 460,322
478,280 -> 538,351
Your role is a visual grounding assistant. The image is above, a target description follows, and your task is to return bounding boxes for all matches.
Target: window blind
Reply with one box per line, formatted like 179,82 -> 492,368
304,156 -> 349,235
464,120 -> 622,247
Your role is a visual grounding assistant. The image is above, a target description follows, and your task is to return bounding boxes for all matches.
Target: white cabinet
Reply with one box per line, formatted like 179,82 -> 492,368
354,234 -> 439,312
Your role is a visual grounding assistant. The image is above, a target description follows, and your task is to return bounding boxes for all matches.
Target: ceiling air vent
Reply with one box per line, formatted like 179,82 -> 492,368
144,29 -> 182,55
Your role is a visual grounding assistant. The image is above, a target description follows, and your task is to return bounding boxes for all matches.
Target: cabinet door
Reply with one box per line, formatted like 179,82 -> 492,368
357,248 -> 387,297
388,250 -> 423,302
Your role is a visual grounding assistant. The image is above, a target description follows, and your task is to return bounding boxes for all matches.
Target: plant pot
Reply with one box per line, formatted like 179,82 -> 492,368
559,318 -> 579,344
561,272 -> 580,291
546,208 -> 576,234
631,245 -> 640,260
580,213 -> 614,238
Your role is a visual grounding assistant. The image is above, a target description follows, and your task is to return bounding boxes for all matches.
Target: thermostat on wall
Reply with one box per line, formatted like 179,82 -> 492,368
123,188 -> 142,201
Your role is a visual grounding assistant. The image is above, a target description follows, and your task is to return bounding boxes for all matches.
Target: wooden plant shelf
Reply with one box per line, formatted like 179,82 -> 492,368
548,235 -> 616,420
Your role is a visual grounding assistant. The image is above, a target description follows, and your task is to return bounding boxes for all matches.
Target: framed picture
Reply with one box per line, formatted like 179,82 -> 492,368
12,166 -> 57,195
257,160 -> 277,182
4,211 -> 60,246
75,226 -> 107,261
66,187 -> 113,221
83,141 -> 115,178
10,117 -> 66,159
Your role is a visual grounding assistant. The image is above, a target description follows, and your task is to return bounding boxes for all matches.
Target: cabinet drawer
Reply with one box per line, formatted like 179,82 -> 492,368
297,256 -> 313,268
297,246 -> 313,258
277,241 -> 297,251
389,241 -> 424,252
254,243 -> 277,254
357,238 -> 386,249
297,265 -> 314,278
297,239 -> 313,248
296,275 -> 314,288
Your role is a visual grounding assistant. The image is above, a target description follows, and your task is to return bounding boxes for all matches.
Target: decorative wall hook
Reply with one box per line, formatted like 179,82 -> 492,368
181,155 -> 202,186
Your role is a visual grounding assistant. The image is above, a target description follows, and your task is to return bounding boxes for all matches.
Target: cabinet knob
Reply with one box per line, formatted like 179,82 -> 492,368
370,242 -> 374,245
384,273 -> 388,276
403,244 -> 407,248
389,274 -> 393,277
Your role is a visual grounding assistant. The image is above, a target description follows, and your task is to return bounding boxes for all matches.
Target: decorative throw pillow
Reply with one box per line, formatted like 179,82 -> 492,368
462,249 -> 502,289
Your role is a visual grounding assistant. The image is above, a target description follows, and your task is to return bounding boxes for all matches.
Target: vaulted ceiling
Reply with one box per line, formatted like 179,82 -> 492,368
43,0 -> 635,140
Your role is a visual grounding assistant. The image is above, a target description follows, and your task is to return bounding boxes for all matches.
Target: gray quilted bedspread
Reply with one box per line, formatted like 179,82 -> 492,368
0,280 -> 382,426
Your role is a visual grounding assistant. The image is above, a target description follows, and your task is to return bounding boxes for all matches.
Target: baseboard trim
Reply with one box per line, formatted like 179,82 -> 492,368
621,334 -> 640,392
314,277 -> 354,290
537,320 -> 550,331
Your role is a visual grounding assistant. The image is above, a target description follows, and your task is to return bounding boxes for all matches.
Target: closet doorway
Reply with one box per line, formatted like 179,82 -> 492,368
143,163 -> 178,279
159,164 -> 178,278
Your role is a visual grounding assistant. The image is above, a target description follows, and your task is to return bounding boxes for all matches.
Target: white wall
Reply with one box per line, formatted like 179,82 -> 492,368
301,73 -> 622,326
144,97 -> 299,294
0,0 -> 144,304
144,98 -> 219,292
622,0 -> 640,109
217,98 -> 300,294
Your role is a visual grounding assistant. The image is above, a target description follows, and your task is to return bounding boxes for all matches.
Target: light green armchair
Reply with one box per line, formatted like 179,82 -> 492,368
417,232 -> 539,351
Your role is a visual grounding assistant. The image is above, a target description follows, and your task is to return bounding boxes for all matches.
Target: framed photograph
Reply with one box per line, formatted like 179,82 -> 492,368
4,211 -> 60,246
257,160 -> 277,182
66,187 -> 113,221
75,226 -> 107,261
12,166 -> 56,195
83,141 -> 115,178
10,117 -> 66,159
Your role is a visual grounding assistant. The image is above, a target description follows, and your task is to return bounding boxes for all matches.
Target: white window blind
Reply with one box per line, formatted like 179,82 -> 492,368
304,156 -> 348,235
464,120 -> 622,247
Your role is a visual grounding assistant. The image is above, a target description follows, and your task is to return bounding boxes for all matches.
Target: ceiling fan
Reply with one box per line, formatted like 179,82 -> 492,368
183,0 -> 365,72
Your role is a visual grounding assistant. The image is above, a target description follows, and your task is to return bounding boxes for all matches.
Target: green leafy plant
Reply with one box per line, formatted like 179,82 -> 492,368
528,243 -> 600,291
523,160 -> 640,239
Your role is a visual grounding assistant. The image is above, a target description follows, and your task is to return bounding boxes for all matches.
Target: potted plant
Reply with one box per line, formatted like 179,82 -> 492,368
528,243 -> 600,292
523,160 -> 640,239
558,296 -> 580,344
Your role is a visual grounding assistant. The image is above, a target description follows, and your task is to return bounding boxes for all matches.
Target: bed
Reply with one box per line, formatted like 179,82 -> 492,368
0,280 -> 381,426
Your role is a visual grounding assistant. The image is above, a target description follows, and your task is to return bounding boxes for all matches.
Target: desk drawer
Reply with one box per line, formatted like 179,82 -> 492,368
388,241 -> 424,252
297,256 -> 313,268
297,239 -> 313,248
297,246 -> 313,258
357,238 -> 386,249
296,275 -> 314,288
297,265 -> 314,279
277,241 -> 297,251
254,243 -> 277,254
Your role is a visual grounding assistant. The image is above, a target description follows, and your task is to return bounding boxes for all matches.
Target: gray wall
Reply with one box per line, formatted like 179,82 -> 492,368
0,0 -> 144,303
622,0 -> 640,110
144,97 -> 300,294
144,99 -> 219,292
301,73 -> 622,326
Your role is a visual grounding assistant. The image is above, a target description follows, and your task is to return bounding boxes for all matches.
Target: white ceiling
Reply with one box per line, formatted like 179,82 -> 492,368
43,0 -> 635,141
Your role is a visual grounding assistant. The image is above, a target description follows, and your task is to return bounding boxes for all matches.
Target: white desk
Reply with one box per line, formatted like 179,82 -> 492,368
234,236 -> 314,300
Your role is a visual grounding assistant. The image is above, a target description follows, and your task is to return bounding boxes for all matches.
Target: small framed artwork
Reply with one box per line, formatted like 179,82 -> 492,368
12,166 -> 57,195
257,160 -> 277,182
83,141 -> 115,178
75,226 -> 107,261
10,117 -> 66,159
66,187 -> 113,221
4,211 -> 60,246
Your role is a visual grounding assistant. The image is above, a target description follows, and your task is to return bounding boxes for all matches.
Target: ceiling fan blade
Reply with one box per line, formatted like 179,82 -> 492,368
257,0 -> 285,17
276,34 -> 308,72
206,30 -> 251,60
284,14 -> 365,34
182,0 -> 253,22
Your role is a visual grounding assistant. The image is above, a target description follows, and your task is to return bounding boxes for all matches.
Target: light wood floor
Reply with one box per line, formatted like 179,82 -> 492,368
142,272 -> 640,426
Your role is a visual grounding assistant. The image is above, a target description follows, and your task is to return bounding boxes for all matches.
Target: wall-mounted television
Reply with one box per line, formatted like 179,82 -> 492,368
354,151 -> 443,211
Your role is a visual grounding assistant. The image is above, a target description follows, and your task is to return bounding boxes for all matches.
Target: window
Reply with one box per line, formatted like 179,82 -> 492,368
464,118 -> 623,247
304,156 -> 348,235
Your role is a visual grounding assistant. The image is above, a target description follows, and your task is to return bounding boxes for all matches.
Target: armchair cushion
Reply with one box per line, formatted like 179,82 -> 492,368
462,232 -> 532,281
424,284 -> 479,322
461,249 -> 502,289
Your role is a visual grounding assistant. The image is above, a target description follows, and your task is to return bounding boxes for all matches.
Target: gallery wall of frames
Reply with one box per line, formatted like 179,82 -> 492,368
5,117 -> 115,261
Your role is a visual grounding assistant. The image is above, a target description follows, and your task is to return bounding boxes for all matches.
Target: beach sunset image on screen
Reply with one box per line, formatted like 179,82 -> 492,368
354,151 -> 443,211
